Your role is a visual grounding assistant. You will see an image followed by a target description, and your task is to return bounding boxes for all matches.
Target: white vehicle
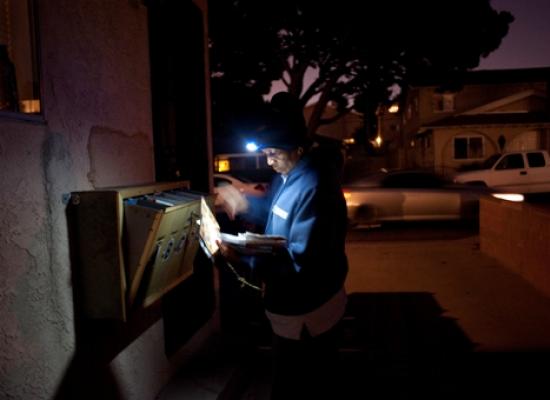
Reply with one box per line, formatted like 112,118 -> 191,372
343,169 -> 494,228
453,150 -> 550,193
213,173 -> 267,206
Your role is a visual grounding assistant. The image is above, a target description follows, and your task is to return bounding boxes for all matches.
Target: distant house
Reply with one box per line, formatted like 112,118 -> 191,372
378,67 -> 550,175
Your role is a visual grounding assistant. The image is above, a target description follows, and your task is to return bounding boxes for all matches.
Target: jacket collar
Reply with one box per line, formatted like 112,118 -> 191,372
282,155 -> 310,182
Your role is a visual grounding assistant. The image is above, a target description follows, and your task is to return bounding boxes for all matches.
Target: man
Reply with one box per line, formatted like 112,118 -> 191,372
216,93 -> 348,399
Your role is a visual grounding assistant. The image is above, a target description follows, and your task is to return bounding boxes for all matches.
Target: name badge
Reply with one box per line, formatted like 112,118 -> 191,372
272,205 -> 288,220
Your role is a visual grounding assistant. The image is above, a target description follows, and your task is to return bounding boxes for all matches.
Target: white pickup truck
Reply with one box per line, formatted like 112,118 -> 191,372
453,150 -> 550,193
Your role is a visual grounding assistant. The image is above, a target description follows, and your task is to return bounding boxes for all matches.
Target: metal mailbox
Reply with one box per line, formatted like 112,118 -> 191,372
70,181 -> 211,321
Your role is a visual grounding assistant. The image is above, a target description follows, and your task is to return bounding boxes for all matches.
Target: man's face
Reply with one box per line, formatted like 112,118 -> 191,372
262,147 -> 301,175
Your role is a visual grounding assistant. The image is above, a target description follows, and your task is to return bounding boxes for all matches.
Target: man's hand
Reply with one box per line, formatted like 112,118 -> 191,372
214,185 -> 249,220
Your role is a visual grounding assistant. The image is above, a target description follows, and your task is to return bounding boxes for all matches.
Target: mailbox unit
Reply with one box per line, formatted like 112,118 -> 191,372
70,181 -> 211,321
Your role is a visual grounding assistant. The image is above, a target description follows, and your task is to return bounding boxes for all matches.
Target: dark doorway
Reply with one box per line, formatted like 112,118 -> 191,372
147,0 -> 215,355
148,0 -> 209,193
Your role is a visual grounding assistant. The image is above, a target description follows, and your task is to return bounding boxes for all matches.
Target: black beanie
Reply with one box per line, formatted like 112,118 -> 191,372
257,92 -> 308,150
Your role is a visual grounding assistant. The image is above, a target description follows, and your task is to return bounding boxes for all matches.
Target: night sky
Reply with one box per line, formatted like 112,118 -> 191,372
267,0 -> 550,100
478,0 -> 550,70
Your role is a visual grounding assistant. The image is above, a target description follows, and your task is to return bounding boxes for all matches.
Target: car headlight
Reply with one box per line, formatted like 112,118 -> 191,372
343,191 -> 351,202
491,193 -> 524,202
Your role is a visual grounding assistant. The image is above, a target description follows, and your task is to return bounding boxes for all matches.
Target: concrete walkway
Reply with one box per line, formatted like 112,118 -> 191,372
157,230 -> 550,399
346,233 -> 550,352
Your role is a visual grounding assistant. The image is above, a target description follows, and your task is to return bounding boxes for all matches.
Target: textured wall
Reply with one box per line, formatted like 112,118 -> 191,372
0,1 -> 212,399
0,122 -> 76,399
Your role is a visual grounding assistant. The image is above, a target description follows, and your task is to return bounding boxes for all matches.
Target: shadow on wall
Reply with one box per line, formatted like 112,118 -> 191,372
53,204 -> 153,400
53,355 -> 124,400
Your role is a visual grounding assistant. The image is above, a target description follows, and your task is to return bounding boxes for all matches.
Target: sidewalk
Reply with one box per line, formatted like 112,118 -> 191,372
157,231 -> 550,399
346,233 -> 550,352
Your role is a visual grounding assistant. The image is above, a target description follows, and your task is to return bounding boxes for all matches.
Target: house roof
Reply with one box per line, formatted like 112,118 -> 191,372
461,89 -> 545,115
424,112 -> 550,128
410,67 -> 550,88
419,76 -> 550,129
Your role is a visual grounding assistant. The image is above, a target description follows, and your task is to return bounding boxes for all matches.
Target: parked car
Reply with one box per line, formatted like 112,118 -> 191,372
453,150 -> 550,194
213,173 -> 267,206
343,169 -> 495,228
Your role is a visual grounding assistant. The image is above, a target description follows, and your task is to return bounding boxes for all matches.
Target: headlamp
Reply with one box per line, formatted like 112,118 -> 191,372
245,141 -> 259,152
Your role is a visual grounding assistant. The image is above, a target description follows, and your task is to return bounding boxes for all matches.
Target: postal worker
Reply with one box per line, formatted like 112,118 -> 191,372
216,92 -> 349,400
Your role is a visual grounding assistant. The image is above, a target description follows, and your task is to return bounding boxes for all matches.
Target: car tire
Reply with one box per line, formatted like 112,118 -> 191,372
356,205 -> 377,225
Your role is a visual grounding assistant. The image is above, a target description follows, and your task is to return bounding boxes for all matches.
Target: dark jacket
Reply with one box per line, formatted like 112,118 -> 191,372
245,155 -> 348,315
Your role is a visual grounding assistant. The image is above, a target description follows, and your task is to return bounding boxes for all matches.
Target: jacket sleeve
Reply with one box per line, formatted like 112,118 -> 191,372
286,185 -> 318,272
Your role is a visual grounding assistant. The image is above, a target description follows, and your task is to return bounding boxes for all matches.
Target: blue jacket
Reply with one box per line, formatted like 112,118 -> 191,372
244,155 -> 348,315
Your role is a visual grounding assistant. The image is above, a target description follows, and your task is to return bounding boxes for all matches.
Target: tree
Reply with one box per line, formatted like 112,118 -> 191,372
208,0 -> 513,140
210,79 -> 268,154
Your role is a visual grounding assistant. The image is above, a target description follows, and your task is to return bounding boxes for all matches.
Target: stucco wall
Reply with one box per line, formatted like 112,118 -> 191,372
39,0 -> 155,187
0,1 -> 213,399
0,122 -> 74,399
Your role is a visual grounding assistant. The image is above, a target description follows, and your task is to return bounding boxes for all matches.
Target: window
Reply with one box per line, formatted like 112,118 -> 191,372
433,93 -> 455,113
454,136 -> 483,160
495,154 -> 524,170
527,152 -> 546,168
0,0 -> 40,115
214,152 -> 268,173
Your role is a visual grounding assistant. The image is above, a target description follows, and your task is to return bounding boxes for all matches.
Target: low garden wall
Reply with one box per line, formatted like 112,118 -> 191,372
480,196 -> 550,297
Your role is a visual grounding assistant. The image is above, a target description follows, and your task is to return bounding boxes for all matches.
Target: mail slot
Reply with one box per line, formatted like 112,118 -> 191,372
69,181 -> 213,321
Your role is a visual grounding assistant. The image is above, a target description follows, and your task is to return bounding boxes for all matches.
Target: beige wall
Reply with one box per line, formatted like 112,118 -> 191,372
0,1 -> 213,399
434,128 -> 497,174
432,126 -> 549,175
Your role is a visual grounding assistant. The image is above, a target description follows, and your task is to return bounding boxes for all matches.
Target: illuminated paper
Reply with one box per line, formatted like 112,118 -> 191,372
199,197 -> 221,257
